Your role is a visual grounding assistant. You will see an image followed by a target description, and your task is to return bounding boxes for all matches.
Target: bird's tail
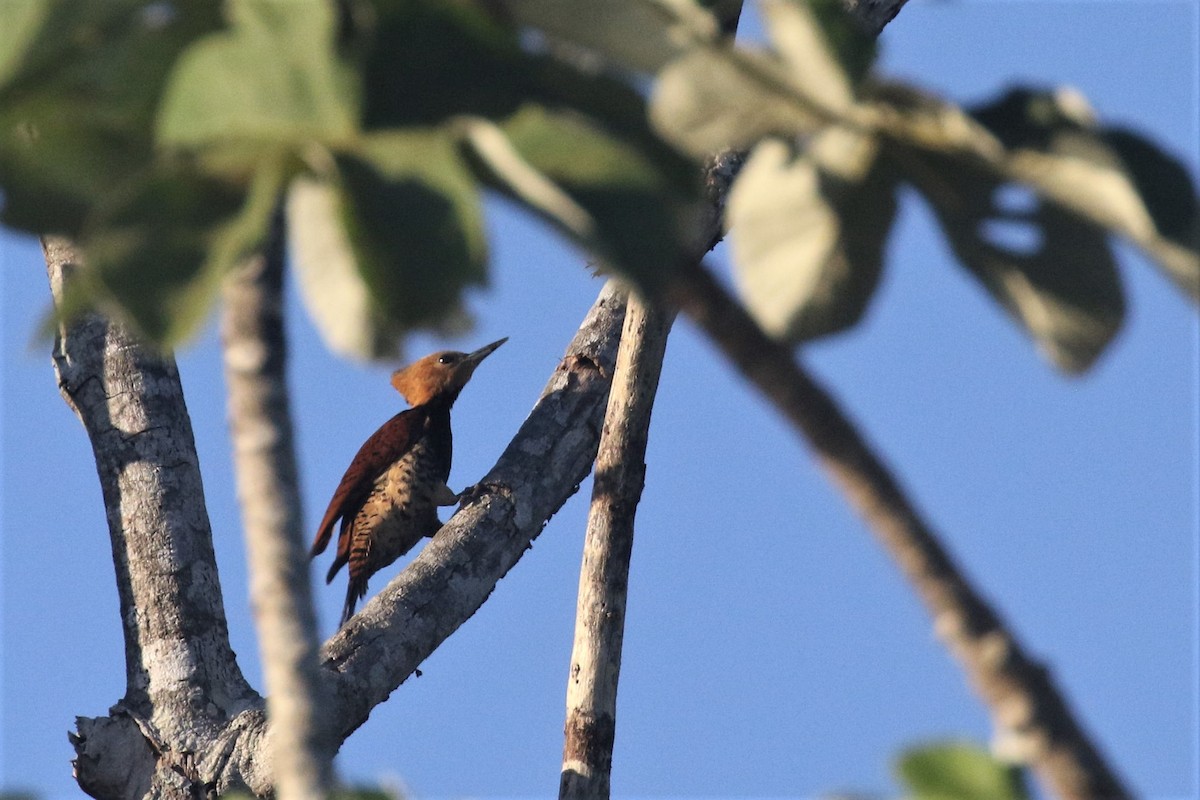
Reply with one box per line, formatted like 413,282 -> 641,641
340,578 -> 366,628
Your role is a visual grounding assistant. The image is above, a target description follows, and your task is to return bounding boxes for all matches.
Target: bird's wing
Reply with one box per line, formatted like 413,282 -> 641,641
310,408 -> 427,567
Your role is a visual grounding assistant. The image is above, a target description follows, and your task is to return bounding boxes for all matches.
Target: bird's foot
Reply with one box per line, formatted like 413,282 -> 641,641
457,480 -> 504,507
432,482 -> 459,507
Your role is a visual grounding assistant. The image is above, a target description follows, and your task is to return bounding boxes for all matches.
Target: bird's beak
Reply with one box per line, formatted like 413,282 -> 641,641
464,337 -> 508,367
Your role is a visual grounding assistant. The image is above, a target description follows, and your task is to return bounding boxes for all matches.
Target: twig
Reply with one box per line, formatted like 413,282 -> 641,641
666,262 -> 1130,800
559,293 -> 673,800
220,205 -> 335,797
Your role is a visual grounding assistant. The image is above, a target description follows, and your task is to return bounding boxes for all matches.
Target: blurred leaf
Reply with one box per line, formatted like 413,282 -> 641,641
807,0 -> 878,84
1103,127 -> 1199,245
1103,126 -> 1200,298
225,787 -> 399,800
361,0 -> 530,128
465,105 -> 701,291
157,0 -> 358,158
910,147 -> 1124,373
79,156 -> 285,345
0,0 -> 223,234
524,54 -> 702,194
761,0 -> 854,114
361,0 -> 696,189
972,89 -> 1155,240
971,87 -> 1199,300
331,790 -> 397,800
651,0 -> 861,158
728,127 -> 897,341
289,175 -> 400,360
289,130 -> 486,361
502,0 -> 690,73
897,741 -> 1029,800
343,131 -> 488,327
652,47 -> 826,158
0,1 -> 48,85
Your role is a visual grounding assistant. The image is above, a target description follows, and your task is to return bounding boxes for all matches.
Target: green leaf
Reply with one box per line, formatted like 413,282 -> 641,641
896,741 -> 1029,800
651,46 -> 826,158
464,105 -> 701,291
502,0 -> 690,73
157,0 -> 358,157
727,127 -> 897,342
1103,126 -> 1200,298
0,1 -> 48,85
361,0 -> 530,128
905,144 -> 1124,373
0,0 -> 223,234
289,131 -> 487,361
343,131 -> 488,328
1103,127 -> 1198,246
80,157 -> 285,345
651,0 -> 863,159
971,87 -> 1199,300
761,0 -> 855,115
289,175 -> 401,360
807,0 -> 878,85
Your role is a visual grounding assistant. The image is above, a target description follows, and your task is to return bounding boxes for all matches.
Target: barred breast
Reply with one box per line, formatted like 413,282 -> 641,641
348,438 -> 444,581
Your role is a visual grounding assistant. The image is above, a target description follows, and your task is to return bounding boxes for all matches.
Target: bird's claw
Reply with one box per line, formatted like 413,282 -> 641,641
457,480 -> 501,506
433,482 -> 459,507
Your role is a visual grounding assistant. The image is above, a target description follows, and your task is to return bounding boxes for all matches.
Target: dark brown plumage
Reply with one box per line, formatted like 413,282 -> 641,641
311,338 -> 506,626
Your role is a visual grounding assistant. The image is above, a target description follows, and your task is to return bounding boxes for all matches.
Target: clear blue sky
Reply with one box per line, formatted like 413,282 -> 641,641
3,3 -> 1198,798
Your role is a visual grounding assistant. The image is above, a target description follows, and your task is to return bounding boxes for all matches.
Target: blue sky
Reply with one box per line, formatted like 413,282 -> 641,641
2,2 -> 1198,798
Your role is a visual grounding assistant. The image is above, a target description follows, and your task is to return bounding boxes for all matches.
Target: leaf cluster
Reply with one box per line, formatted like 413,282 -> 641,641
896,741 -> 1030,800
1,0 -> 1195,369
644,3 -> 1198,372
0,0 -> 703,356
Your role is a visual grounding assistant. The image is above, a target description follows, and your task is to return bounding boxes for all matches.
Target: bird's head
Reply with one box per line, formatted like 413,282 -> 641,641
390,337 -> 508,407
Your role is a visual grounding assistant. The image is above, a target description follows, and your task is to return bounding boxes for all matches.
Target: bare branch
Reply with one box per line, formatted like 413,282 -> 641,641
44,237 -> 263,797
839,0 -> 911,37
559,293 -> 672,799
221,206 -> 335,797
666,262 -> 1130,800
50,272 -> 631,796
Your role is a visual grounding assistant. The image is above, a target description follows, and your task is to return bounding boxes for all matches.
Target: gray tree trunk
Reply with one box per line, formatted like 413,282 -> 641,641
46,237 -> 267,798
48,229 -> 629,795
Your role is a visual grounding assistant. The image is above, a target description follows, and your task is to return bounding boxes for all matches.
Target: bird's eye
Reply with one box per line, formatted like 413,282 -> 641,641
437,354 -> 457,365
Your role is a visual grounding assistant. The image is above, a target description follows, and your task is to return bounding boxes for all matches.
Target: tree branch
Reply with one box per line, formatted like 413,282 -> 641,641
840,0 -> 911,37
49,268 -> 631,796
666,262 -> 1130,800
220,206 -> 335,797
559,293 -> 672,799
44,237 -> 263,798
317,281 -> 630,740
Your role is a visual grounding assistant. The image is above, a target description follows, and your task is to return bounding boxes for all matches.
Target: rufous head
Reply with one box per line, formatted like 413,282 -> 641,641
390,338 -> 508,407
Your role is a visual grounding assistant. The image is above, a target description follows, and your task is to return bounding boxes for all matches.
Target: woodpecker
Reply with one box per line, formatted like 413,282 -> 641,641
311,338 -> 507,627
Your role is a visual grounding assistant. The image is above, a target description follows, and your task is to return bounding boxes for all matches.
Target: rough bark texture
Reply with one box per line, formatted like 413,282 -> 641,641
559,294 -> 672,800
46,237 -> 265,798
667,263 -> 1130,800
220,207 -> 335,798
47,235 -> 628,794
